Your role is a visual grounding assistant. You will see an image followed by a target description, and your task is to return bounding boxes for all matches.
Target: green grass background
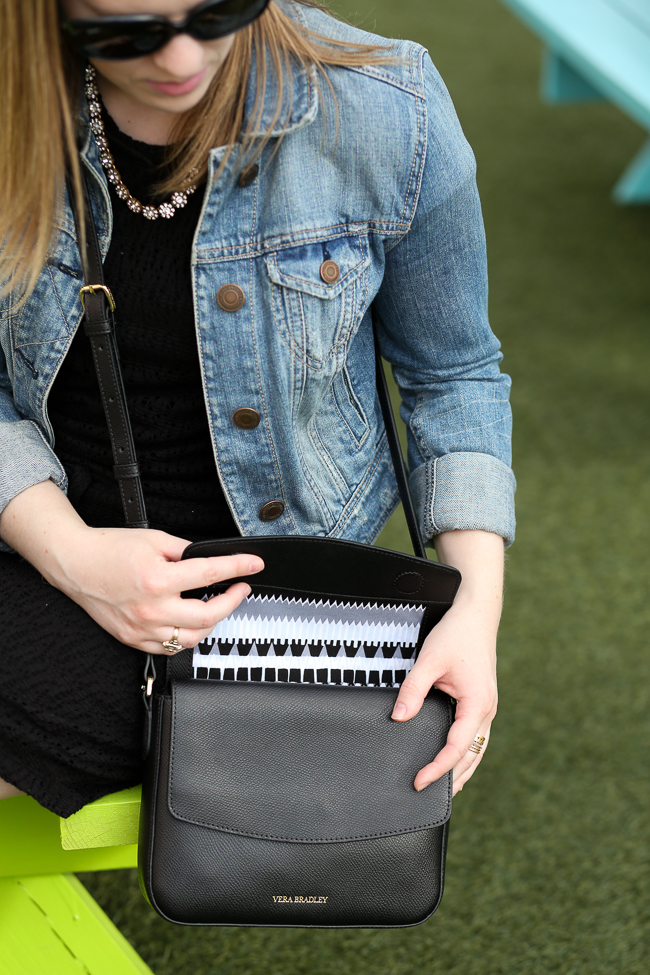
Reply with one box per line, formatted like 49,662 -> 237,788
81,1 -> 650,971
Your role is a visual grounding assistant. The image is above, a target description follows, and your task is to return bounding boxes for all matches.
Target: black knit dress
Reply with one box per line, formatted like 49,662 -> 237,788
0,113 -> 238,817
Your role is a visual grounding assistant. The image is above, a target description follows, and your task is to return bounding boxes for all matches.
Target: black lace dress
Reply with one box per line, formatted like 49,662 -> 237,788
0,113 -> 238,817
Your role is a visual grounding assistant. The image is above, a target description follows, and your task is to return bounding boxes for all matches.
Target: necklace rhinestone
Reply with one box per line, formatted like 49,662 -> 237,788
84,65 -> 197,220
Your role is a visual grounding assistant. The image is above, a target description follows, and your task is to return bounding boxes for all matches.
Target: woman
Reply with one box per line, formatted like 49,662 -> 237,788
0,0 -> 514,817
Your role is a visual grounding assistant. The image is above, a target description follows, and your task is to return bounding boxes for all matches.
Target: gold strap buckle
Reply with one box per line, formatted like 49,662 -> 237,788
79,284 -> 116,312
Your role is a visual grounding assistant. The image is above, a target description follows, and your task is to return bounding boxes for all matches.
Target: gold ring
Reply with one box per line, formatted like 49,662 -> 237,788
162,627 -> 184,654
468,735 -> 486,755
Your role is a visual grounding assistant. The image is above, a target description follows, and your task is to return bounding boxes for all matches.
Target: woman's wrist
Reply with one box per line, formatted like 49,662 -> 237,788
0,479 -> 92,587
434,529 -> 504,612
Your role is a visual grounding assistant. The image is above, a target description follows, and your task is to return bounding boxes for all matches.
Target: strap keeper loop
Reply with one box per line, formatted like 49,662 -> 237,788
113,462 -> 141,479
84,317 -> 113,337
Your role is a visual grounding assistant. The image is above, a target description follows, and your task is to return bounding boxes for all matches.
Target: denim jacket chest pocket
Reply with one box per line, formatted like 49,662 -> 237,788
264,234 -> 371,370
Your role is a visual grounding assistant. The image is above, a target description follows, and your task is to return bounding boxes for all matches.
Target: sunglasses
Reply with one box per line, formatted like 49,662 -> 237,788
61,0 -> 271,60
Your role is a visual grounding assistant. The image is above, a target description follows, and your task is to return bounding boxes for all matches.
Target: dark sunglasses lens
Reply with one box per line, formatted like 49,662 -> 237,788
190,0 -> 269,39
67,23 -> 170,60
65,0 -> 268,60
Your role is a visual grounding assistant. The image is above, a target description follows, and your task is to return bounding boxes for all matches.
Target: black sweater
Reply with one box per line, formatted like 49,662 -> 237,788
48,111 -> 239,540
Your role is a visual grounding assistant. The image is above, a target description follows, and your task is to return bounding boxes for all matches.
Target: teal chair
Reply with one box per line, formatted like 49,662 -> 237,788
0,788 -> 153,974
500,0 -> 650,203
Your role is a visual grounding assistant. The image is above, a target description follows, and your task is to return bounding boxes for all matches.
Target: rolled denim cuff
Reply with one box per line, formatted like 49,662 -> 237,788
410,452 -> 516,548
0,420 -> 68,553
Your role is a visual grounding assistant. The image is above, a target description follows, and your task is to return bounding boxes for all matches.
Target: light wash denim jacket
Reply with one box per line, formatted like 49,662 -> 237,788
0,5 -> 515,553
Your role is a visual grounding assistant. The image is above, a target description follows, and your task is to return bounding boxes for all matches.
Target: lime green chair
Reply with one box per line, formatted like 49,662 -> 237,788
0,788 -> 153,975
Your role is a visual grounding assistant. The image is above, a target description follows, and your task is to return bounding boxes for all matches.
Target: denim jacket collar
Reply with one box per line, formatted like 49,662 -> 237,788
243,44 -> 319,138
243,0 -> 319,138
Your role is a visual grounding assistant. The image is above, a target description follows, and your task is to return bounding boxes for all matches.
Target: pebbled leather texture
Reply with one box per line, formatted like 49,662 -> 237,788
139,687 -> 452,927
168,681 -> 452,842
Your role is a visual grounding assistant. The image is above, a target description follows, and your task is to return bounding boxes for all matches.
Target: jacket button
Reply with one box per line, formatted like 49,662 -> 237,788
233,407 -> 260,429
320,260 -> 340,285
217,284 -> 245,312
259,500 -> 285,522
238,164 -> 259,188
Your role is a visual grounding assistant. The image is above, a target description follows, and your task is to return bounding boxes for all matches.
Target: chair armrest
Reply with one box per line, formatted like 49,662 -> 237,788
59,786 -> 141,851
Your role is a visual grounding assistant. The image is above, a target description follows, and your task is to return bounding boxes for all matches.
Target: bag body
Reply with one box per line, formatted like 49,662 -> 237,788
138,536 -> 460,927
139,680 -> 452,927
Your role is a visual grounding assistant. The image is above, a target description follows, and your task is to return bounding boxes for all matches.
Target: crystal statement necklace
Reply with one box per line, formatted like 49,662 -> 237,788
85,65 -> 197,220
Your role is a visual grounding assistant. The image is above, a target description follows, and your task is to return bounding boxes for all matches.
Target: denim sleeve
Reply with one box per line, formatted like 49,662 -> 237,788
374,52 -> 515,547
0,349 -> 68,553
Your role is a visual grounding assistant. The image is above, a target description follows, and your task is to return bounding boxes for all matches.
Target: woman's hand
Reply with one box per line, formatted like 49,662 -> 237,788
0,479 -> 262,654
52,525 -> 263,655
391,529 -> 504,796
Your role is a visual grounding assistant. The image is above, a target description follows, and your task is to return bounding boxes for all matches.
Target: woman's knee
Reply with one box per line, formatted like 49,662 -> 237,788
0,775 -> 23,799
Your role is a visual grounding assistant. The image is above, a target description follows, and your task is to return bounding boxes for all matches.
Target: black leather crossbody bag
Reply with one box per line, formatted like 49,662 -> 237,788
72,171 -> 460,928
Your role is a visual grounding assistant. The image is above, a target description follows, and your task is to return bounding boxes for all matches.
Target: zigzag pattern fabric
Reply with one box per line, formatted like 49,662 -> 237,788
193,594 -> 425,687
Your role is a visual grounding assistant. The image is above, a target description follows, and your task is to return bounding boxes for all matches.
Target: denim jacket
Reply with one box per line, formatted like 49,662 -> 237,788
0,5 -> 515,552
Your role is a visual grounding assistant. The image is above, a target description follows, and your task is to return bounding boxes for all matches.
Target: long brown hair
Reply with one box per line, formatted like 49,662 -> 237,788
0,0 -> 392,304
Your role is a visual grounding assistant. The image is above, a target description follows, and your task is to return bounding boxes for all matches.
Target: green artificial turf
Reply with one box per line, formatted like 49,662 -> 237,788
80,1 -> 650,971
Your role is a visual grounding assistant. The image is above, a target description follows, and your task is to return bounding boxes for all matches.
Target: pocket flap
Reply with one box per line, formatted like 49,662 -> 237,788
168,680 -> 453,843
264,235 -> 370,299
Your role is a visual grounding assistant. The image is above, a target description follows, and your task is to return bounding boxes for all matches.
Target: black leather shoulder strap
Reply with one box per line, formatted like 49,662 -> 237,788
371,308 -> 426,559
168,649 -> 193,683
68,172 -> 149,529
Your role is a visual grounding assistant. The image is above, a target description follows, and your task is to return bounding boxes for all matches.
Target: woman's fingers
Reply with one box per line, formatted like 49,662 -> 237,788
390,650 -> 440,722
150,581 -> 254,654
413,713 -> 493,792
156,550 -> 264,597
143,553 -> 265,653
451,725 -> 491,794
450,716 -> 492,783
412,706 -> 488,790
177,552 -> 265,591
389,604 -> 497,794
389,655 -> 482,792
63,529 -> 266,652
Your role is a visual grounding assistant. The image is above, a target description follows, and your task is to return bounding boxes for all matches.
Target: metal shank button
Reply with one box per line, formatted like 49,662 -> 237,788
259,500 -> 285,522
217,284 -> 245,312
320,260 -> 340,285
233,408 -> 261,430
238,164 -> 259,188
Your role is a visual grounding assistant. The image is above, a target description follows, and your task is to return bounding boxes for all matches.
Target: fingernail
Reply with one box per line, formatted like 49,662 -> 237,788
392,702 -> 407,720
415,780 -> 429,792
242,584 -> 252,596
249,558 -> 264,573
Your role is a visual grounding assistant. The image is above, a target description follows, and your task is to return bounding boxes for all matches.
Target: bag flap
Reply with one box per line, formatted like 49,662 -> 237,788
182,537 -> 461,607
168,681 -> 453,843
